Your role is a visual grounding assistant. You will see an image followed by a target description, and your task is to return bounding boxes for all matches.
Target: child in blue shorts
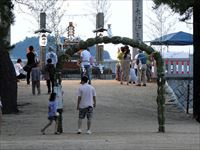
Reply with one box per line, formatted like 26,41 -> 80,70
41,92 -> 58,134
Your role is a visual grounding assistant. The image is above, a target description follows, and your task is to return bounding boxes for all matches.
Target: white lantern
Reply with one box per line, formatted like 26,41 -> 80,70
39,33 -> 47,46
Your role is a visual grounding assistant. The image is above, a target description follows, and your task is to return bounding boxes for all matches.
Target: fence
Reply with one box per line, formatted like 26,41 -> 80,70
162,55 -> 193,114
163,54 -> 193,78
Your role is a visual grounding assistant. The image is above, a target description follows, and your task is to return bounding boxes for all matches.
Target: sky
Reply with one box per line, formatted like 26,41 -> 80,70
11,0 -> 193,59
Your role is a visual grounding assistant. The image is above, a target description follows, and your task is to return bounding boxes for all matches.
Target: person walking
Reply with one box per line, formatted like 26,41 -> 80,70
31,62 -> 41,95
25,45 -> 37,85
44,58 -> 56,94
54,83 -> 64,134
136,50 -> 147,86
14,58 -> 26,81
76,76 -> 96,134
41,92 -> 58,135
80,48 -> 92,84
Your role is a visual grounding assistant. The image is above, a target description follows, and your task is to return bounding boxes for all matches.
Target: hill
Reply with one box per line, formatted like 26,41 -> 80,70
10,36 -> 111,60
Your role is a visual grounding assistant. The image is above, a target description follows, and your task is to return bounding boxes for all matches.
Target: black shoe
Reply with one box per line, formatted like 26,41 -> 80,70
41,129 -> 45,135
54,132 -> 60,135
142,84 -> 146,86
136,84 -> 141,86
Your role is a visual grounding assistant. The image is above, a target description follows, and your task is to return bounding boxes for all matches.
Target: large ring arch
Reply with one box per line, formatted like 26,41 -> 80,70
64,36 -> 166,132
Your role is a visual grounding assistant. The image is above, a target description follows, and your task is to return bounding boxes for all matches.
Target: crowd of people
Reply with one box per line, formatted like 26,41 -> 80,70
9,44 -> 153,136
12,45 -> 97,135
116,45 -> 152,86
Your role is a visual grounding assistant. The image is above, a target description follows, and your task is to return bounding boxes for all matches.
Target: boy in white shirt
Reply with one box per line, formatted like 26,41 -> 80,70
80,48 -> 92,84
76,76 -> 96,134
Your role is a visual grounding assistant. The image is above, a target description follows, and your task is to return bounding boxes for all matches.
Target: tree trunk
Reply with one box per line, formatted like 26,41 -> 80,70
0,49 -> 18,114
193,2 -> 200,122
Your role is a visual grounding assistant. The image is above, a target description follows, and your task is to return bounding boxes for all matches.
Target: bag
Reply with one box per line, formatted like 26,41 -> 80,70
23,64 -> 32,72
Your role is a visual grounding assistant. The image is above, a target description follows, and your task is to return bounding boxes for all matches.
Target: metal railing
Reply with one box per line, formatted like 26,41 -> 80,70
163,55 -> 193,78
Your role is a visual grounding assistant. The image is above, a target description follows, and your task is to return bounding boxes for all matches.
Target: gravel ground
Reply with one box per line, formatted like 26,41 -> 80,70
0,80 -> 199,150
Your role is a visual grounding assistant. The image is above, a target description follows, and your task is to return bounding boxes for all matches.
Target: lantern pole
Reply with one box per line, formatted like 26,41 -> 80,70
35,12 -> 51,71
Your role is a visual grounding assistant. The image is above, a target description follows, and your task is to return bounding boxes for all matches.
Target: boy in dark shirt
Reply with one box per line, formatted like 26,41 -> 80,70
44,58 -> 56,94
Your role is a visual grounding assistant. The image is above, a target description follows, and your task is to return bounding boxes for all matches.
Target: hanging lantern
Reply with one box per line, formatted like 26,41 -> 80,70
39,33 -> 47,47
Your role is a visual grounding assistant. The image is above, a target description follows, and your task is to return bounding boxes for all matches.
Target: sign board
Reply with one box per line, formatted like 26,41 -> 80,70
132,0 -> 143,58
132,0 -> 143,41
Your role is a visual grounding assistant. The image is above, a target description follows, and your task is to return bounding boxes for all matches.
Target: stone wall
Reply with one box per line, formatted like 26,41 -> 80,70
166,78 -> 193,113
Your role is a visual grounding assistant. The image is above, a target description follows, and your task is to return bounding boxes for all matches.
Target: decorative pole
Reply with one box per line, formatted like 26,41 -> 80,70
93,12 -> 106,64
154,52 -> 166,132
35,12 -> 51,71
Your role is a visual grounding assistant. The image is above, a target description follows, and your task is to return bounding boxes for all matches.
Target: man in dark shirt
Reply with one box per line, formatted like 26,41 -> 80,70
44,58 -> 56,94
26,45 -> 36,85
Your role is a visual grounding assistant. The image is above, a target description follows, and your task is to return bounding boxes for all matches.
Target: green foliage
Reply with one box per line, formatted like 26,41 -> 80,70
0,0 -> 15,50
64,36 -> 158,59
121,37 -> 133,46
95,36 -> 104,44
56,54 -> 70,71
102,36 -> 112,44
111,36 -> 122,44
153,0 -> 193,17
85,38 -> 96,47
78,40 -> 88,50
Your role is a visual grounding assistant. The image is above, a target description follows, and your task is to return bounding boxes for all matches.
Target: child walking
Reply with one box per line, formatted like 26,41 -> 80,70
41,92 -> 58,135
54,83 -> 64,134
44,58 -> 56,94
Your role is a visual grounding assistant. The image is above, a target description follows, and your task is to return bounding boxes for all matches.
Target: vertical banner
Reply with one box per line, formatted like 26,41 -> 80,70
170,60 -> 174,74
187,60 -> 190,74
165,59 -> 168,74
176,60 -> 179,74
181,60 -> 184,74
132,0 -> 143,58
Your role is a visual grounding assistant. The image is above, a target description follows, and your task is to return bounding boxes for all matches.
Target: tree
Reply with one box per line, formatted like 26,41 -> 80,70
153,0 -> 200,122
86,0 -> 111,30
14,0 -> 68,49
0,0 -> 19,113
145,3 -> 178,52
